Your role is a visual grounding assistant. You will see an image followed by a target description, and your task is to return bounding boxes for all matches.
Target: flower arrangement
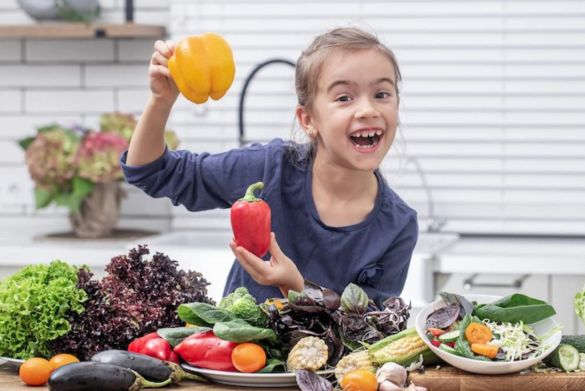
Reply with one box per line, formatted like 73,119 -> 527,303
19,112 -> 179,215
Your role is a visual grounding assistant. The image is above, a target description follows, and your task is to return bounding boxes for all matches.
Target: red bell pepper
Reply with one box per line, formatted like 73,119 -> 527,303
230,182 -> 271,257
174,330 -> 239,371
128,332 -> 159,354
128,332 -> 179,363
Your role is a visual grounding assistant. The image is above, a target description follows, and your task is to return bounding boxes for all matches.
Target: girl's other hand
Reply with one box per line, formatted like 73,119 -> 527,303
149,40 -> 179,105
230,233 -> 304,297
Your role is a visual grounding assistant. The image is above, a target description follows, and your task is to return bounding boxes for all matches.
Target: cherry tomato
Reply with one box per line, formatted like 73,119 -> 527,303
340,369 -> 378,391
49,353 -> 79,370
427,327 -> 445,337
19,357 -> 53,386
231,342 -> 267,373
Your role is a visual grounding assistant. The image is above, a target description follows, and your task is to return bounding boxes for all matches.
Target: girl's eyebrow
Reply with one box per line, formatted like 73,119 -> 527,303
326,80 -> 353,93
375,77 -> 395,87
326,77 -> 395,93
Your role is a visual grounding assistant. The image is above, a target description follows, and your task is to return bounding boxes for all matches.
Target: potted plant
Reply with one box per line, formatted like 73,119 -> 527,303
19,112 -> 179,238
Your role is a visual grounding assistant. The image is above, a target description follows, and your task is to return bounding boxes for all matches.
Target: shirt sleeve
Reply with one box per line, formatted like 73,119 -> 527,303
120,143 -> 270,211
358,213 -> 418,309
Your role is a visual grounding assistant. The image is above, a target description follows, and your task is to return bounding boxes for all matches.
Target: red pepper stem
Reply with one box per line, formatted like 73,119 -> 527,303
240,182 -> 264,202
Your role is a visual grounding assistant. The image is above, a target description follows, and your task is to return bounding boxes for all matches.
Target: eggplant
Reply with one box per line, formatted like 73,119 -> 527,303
48,361 -> 171,391
91,350 -> 172,382
91,350 -> 207,384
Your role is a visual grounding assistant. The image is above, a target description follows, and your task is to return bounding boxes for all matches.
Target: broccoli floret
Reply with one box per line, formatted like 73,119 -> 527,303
219,287 -> 268,327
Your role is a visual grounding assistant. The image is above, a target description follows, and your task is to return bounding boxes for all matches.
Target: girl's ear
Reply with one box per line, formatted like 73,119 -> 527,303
295,105 -> 311,129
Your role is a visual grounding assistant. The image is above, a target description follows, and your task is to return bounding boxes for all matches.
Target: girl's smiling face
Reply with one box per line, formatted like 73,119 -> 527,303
300,48 -> 399,173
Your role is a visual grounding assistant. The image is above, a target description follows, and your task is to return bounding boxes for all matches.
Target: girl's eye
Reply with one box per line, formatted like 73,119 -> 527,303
375,91 -> 391,99
335,95 -> 352,102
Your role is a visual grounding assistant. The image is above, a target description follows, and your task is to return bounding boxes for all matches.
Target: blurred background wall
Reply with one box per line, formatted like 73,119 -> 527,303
0,0 -> 583,237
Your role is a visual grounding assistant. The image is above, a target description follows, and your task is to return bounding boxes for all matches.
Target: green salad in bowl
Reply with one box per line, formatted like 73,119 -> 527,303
415,292 -> 562,375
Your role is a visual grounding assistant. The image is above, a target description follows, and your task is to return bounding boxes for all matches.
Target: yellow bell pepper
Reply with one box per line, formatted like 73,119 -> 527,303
168,33 -> 235,104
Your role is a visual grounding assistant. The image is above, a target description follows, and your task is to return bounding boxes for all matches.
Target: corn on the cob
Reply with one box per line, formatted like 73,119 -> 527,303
334,350 -> 376,381
287,336 -> 328,372
368,327 -> 434,366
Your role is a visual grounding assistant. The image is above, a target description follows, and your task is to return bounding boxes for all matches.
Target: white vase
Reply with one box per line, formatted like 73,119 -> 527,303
17,0 -> 99,21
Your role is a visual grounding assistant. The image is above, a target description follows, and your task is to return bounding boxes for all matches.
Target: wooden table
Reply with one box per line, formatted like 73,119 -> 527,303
0,367 -> 297,391
5,364 -> 585,391
409,366 -> 585,391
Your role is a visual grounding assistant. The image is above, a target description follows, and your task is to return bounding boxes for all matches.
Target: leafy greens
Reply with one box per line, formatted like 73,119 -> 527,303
473,293 -> 556,324
0,261 -> 87,359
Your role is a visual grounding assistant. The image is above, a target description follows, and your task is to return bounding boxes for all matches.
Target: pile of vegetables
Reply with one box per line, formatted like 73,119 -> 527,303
49,245 -> 214,360
122,284 -> 433,391
266,281 -> 412,367
0,246 -> 214,361
425,292 -> 557,362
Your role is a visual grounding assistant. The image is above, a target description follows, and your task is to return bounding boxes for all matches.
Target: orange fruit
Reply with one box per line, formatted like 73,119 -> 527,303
19,357 -> 53,386
340,369 -> 378,391
49,353 -> 79,369
231,342 -> 267,373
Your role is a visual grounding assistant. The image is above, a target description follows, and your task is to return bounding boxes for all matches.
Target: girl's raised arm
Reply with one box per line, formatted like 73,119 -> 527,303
127,40 -> 179,166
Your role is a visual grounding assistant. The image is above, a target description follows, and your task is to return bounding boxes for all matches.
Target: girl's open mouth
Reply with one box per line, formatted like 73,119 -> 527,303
349,129 -> 383,151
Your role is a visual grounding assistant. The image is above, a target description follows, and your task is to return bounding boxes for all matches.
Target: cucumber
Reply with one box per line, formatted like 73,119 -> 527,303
544,344 -> 580,372
438,330 -> 460,343
439,343 -> 457,355
560,335 -> 585,353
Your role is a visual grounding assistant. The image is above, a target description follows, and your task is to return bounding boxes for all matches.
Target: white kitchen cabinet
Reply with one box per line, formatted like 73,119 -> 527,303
434,273 -> 549,302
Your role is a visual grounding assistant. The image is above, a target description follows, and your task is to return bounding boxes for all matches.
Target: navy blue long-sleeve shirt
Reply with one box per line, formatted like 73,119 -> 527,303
121,139 -> 418,307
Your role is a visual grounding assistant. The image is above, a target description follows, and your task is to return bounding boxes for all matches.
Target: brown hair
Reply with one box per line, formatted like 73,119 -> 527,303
295,27 -> 402,112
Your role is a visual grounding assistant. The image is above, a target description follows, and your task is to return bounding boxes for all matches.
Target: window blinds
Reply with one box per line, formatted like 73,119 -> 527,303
169,0 -> 585,235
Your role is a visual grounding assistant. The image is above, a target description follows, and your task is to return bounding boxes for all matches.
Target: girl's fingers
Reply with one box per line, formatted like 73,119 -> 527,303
151,52 -> 169,66
154,39 -> 173,58
232,245 -> 272,283
165,40 -> 176,52
150,65 -> 171,78
268,233 -> 285,262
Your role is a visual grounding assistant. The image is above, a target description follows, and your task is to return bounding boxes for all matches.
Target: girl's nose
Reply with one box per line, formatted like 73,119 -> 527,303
355,98 -> 379,119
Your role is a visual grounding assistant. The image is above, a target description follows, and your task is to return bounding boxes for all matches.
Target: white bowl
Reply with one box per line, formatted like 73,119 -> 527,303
17,0 -> 99,21
415,294 -> 562,375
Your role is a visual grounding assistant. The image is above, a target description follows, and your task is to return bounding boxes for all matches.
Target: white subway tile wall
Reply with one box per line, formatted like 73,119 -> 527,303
0,0 -> 172,236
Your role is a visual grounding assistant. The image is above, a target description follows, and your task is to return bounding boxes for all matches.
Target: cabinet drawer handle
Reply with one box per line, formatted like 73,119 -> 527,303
463,274 -> 530,290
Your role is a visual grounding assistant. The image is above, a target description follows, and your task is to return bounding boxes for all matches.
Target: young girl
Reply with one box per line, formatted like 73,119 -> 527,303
122,27 -> 418,308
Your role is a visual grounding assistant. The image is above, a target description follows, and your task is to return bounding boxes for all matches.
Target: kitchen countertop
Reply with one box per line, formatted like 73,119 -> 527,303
0,229 -> 160,268
434,235 -> 585,275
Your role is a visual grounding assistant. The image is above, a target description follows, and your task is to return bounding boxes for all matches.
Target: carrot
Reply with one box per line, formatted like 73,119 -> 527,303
471,343 -> 499,359
465,322 -> 492,344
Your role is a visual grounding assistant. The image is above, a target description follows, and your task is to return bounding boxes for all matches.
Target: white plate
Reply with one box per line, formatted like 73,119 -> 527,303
181,364 -> 334,387
0,356 -> 24,370
415,294 -> 562,375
